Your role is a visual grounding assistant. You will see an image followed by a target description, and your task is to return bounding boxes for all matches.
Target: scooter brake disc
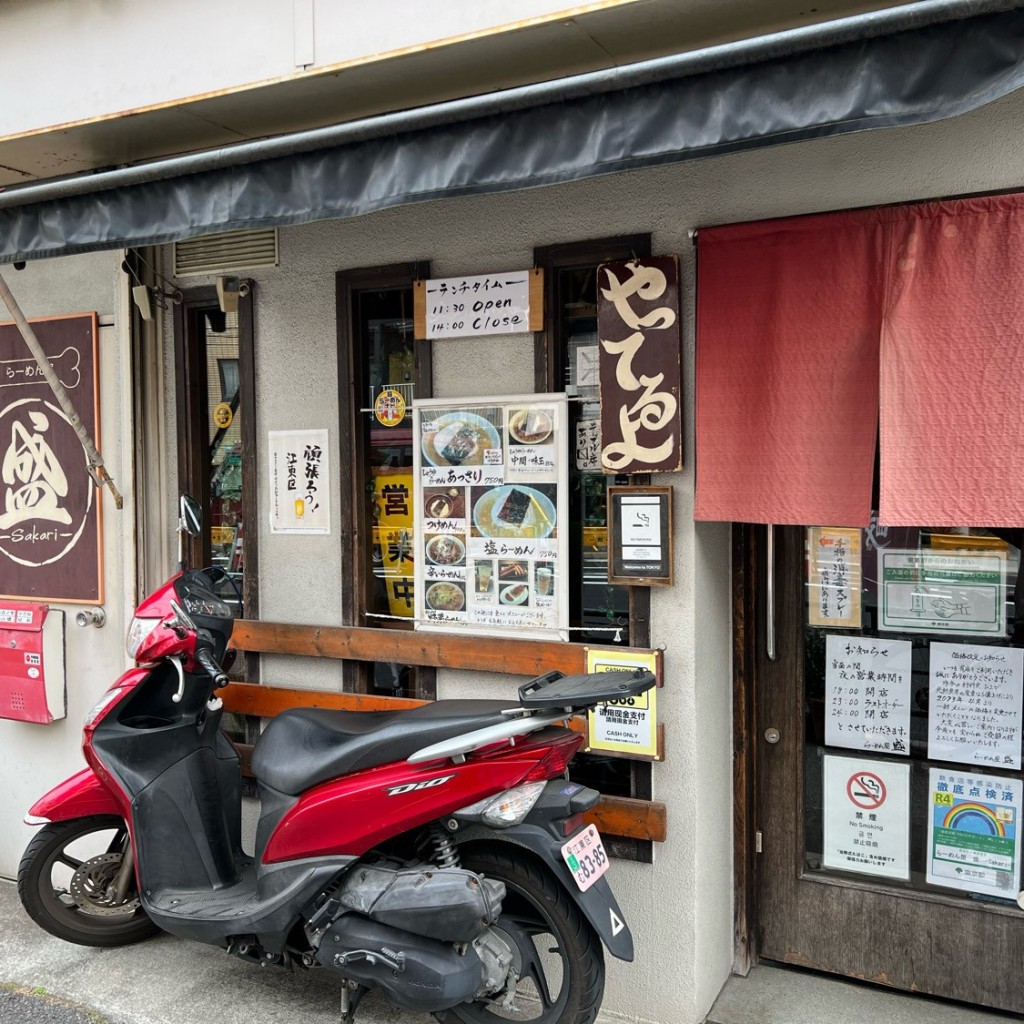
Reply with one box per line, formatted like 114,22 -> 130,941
69,853 -> 141,916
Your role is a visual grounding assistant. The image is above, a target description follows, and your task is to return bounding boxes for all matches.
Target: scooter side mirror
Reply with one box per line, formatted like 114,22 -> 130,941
180,495 -> 203,538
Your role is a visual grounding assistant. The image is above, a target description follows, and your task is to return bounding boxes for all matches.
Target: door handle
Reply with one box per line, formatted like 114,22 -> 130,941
764,727 -> 781,744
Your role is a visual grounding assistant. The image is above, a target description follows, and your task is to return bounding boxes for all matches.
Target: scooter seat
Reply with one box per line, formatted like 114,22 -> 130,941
251,700 -> 518,796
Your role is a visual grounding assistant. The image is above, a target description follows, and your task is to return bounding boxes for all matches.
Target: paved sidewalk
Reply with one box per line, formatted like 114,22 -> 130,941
3,877 -> 1021,1024
0,879 -> 418,1024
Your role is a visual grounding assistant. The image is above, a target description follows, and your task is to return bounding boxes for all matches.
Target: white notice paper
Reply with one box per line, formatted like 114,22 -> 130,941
928,643 -> 1024,770
825,635 -> 912,755
823,755 -> 910,879
268,428 -> 330,534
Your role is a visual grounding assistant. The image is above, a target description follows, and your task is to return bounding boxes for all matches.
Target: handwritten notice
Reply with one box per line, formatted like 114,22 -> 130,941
928,643 -> 1024,769
825,635 -> 911,755
268,429 -> 330,534
421,271 -> 534,340
823,755 -> 910,879
807,527 -> 862,628
927,768 -> 1021,897
576,419 -> 601,471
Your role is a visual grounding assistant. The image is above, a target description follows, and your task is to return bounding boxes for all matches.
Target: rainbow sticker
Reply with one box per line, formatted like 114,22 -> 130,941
942,802 -> 1010,836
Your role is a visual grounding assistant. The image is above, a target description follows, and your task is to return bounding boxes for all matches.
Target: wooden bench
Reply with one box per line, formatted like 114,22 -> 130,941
220,619 -> 667,845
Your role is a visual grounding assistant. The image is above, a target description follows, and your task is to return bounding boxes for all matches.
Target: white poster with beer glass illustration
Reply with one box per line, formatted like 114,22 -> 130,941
414,394 -> 568,640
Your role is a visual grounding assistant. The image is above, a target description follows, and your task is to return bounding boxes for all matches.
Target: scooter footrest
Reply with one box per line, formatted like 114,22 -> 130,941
149,864 -> 258,919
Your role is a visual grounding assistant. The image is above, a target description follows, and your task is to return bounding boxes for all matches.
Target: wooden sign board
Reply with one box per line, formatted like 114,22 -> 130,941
0,313 -> 103,604
597,255 -> 683,474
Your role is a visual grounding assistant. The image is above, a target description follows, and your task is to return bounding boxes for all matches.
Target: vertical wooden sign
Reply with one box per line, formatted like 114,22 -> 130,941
597,256 -> 683,474
0,313 -> 103,603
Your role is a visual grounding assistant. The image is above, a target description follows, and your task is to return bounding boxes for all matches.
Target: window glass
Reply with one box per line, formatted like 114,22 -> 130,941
205,314 -> 245,600
354,286 -> 424,699
803,522 -> 1024,900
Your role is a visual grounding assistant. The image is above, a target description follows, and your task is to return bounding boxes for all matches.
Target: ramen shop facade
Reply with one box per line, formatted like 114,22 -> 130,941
6,5 -> 1024,1022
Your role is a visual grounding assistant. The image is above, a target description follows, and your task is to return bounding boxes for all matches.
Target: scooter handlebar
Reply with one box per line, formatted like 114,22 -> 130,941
194,641 -> 229,689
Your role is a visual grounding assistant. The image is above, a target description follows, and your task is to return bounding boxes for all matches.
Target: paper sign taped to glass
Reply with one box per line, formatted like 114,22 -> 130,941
879,548 -> 1006,636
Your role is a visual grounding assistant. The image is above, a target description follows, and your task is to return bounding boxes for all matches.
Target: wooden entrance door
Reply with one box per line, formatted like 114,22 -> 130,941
757,525 -> 1024,1012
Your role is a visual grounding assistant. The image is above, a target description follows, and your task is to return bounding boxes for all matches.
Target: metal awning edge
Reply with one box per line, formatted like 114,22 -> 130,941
2,1 -> 1023,263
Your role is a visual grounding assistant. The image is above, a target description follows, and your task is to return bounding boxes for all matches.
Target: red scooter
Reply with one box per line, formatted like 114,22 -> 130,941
18,499 -> 653,1024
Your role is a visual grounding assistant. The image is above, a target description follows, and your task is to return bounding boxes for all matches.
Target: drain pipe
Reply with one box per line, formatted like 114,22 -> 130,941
0,268 -> 123,509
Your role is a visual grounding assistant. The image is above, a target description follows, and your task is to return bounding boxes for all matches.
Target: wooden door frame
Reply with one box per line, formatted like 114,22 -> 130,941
732,522 -> 761,974
335,261 -> 434,696
172,283 -> 259,628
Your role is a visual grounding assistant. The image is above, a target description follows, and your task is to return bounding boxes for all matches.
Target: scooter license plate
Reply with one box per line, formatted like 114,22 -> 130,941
561,824 -> 609,892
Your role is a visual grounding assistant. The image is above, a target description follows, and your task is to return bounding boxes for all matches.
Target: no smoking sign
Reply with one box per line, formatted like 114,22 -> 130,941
847,771 -> 887,809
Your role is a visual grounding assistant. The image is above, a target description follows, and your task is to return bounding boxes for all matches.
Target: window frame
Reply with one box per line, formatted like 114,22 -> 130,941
173,283 -> 259,629
336,261 -> 436,697
534,234 -> 655,861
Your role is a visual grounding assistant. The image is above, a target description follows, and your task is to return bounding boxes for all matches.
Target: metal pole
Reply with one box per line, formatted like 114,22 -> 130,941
0,268 -> 123,509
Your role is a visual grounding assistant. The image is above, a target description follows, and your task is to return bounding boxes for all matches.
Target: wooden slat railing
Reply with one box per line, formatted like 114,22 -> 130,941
230,619 -> 602,676
220,681 -> 666,843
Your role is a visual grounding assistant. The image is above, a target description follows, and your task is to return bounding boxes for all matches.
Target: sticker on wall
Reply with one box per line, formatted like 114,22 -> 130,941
927,642 -> 1024,770
927,768 -> 1021,898
823,755 -> 910,880
825,634 -> 911,755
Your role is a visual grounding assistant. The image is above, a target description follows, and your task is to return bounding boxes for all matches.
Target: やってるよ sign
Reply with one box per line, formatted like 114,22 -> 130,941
597,256 -> 682,475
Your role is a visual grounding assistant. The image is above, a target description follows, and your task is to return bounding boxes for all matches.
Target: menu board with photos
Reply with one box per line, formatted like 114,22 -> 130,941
414,394 -> 568,640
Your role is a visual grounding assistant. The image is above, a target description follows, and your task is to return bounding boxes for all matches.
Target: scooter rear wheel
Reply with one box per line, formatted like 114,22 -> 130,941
18,815 -> 158,947
444,845 -> 605,1024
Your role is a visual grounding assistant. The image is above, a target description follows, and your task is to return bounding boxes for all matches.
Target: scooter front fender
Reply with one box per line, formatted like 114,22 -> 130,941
26,767 -> 121,824
485,822 -> 635,962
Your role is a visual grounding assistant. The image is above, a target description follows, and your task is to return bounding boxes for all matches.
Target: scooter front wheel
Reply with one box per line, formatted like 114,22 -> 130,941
18,815 -> 159,947
444,845 -> 605,1024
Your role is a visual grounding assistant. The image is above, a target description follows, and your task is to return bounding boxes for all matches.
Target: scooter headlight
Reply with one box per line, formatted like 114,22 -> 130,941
126,616 -> 160,660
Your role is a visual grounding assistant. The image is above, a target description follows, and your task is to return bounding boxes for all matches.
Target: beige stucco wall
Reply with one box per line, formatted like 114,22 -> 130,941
149,84 -> 1024,1023
0,251 -> 134,878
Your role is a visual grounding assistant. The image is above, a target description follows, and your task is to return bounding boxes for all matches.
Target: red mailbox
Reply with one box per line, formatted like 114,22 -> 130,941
0,602 -> 66,724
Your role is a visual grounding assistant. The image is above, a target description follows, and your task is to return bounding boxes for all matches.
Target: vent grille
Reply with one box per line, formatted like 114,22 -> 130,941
173,229 -> 279,277
10,691 -> 25,710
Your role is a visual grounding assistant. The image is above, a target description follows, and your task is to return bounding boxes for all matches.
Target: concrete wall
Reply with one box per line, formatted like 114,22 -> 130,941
156,85 -> 1024,1023
0,251 -> 133,878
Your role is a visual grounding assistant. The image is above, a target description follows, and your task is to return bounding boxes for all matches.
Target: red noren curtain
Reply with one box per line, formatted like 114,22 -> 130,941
695,212 -> 884,526
696,192 -> 1024,528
